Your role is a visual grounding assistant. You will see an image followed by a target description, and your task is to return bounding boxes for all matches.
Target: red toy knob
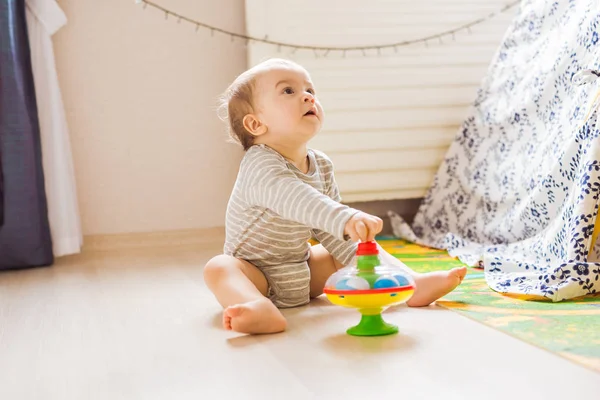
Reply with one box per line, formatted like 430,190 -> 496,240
356,241 -> 379,256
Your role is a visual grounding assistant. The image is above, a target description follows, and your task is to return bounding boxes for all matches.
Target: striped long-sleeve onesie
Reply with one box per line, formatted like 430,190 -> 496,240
224,144 -> 359,308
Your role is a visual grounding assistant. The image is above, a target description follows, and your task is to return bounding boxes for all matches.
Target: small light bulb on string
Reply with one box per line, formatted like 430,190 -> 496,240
134,0 -> 520,57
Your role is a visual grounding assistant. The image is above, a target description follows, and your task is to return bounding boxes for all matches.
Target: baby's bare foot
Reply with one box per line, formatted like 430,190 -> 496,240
406,267 -> 467,307
223,298 -> 287,334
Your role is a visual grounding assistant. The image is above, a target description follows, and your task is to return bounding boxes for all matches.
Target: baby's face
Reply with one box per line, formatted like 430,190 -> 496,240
253,66 -> 323,148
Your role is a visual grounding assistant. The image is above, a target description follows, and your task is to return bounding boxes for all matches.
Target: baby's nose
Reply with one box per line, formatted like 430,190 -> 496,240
303,93 -> 315,104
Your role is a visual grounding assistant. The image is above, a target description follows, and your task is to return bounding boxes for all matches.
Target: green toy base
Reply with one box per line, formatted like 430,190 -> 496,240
346,313 -> 399,336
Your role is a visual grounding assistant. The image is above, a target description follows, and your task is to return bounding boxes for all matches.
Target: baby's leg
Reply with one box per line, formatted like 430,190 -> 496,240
376,245 -> 466,307
203,255 -> 286,334
307,244 -> 344,298
406,268 -> 467,307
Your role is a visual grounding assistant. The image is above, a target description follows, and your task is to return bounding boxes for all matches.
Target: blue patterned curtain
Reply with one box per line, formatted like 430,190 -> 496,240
391,0 -> 600,301
0,0 -> 53,269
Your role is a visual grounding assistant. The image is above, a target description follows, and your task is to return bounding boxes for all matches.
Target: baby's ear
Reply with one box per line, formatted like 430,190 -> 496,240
242,114 -> 267,136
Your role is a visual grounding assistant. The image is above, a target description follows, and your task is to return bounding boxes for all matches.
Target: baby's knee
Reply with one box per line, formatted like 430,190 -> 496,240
203,254 -> 235,283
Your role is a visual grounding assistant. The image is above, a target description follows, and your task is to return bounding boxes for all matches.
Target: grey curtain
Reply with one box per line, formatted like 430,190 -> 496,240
0,0 -> 53,269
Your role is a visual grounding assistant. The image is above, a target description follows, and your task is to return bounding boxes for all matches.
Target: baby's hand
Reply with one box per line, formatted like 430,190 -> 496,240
344,212 -> 383,242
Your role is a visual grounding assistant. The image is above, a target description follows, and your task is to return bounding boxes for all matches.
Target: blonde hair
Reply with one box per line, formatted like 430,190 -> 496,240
218,58 -> 305,150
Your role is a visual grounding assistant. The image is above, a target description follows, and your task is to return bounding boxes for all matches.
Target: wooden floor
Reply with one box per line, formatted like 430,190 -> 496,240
1,233 -> 598,400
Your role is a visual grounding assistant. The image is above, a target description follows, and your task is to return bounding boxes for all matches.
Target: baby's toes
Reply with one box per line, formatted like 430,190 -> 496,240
222,312 -> 233,330
452,267 -> 468,281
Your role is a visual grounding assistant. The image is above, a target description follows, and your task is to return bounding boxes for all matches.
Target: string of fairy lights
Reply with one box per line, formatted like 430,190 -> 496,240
134,0 -> 520,57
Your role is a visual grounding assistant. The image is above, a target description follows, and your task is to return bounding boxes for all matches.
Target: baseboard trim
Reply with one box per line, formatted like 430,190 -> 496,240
82,227 -> 225,252
79,199 -> 420,253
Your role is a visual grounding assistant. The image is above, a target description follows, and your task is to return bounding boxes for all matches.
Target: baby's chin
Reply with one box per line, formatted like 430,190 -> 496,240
300,126 -> 321,140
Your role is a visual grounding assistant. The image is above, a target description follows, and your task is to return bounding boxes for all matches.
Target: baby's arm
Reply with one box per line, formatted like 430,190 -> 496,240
244,152 -> 358,240
310,165 -> 357,265
312,229 -> 357,266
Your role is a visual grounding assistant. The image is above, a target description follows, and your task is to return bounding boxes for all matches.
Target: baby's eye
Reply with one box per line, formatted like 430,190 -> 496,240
307,88 -> 315,95
283,87 -> 294,95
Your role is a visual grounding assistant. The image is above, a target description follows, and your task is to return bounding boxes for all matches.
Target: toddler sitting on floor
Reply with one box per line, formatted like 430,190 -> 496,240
203,58 -> 467,334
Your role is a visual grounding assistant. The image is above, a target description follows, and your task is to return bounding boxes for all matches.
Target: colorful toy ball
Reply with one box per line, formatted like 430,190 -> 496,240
373,276 -> 400,289
393,274 -> 410,286
335,277 -> 370,291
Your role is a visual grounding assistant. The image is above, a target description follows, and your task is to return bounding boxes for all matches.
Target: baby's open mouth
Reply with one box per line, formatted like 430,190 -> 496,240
304,110 -> 316,116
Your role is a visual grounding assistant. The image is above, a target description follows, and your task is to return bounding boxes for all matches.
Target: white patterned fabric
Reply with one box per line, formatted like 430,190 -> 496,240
390,0 -> 600,301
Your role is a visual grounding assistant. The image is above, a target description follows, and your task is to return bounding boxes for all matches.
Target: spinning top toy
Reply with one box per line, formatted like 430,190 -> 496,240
323,241 -> 415,336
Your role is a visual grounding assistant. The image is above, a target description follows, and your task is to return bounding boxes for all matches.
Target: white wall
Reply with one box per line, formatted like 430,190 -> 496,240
53,0 -> 246,235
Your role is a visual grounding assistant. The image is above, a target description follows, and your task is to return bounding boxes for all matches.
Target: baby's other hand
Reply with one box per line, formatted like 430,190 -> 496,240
344,212 -> 383,242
